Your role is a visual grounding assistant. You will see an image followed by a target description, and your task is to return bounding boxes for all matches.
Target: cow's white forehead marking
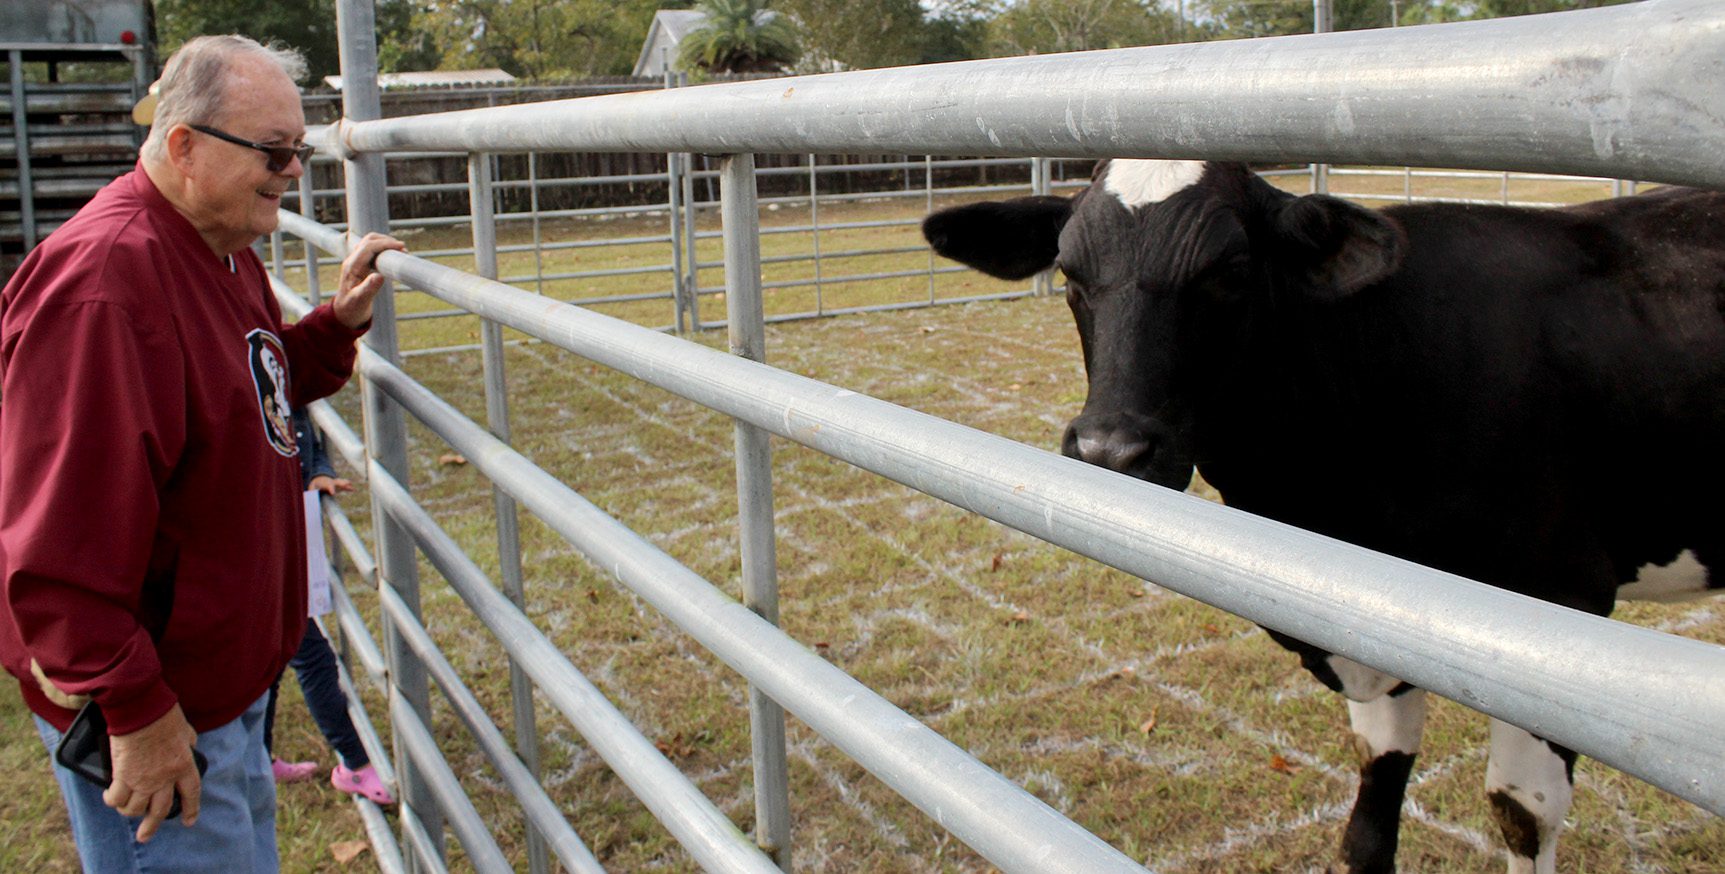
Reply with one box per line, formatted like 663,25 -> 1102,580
1103,159 -> 1207,209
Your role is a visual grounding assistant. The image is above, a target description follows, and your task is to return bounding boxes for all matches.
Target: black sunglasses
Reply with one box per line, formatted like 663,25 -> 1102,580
188,124 -> 314,173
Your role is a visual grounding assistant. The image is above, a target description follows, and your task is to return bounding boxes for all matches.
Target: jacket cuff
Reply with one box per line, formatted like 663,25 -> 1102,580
299,303 -> 369,345
97,680 -> 179,736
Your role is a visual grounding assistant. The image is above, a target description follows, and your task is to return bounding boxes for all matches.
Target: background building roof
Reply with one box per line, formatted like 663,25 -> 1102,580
323,69 -> 518,91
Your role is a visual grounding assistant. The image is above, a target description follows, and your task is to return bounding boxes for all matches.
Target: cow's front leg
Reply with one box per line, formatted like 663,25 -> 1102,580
1335,663 -> 1427,874
1486,719 -> 1575,874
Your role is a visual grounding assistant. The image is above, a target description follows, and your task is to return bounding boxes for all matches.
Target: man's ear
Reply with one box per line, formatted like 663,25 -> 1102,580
164,124 -> 198,171
1274,194 -> 1405,300
922,195 -> 1073,281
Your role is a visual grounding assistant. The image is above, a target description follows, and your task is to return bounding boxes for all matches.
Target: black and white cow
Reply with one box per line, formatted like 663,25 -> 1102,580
923,160 -> 1725,874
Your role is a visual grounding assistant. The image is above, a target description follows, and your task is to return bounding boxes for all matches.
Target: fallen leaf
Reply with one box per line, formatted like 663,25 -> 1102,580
1269,754 -> 1300,775
330,840 -> 370,865
1203,624 -> 1221,635
1138,707 -> 1160,735
656,733 -> 696,759
813,641 -> 831,651
438,453 -> 467,466
989,552 -> 1005,572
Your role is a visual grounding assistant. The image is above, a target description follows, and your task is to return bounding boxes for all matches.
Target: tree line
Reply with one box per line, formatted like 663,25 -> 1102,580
148,0 -> 1638,84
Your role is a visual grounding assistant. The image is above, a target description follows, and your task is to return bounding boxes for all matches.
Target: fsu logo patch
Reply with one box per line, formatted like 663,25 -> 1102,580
247,329 -> 297,458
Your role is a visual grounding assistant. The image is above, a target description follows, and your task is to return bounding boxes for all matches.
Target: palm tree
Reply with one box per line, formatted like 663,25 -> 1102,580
677,0 -> 801,74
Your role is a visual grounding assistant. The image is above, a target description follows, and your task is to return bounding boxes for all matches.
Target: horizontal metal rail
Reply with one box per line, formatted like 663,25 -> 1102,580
387,691 -> 511,872
330,650 -> 407,874
357,412 -> 802,873
1335,193 -> 1567,209
283,213 -> 1725,818
336,293 -> 1147,872
402,338 -> 539,359
318,0 -> 1725,188
398,786 -> 453,874
327,561 -> 386,683
305,397 -> 367,475
375,581 -> 605,874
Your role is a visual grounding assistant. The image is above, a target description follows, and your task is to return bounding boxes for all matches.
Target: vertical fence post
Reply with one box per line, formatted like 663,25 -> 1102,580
529,152 -> 546,295
334,0 -> 441,866
270,229 -> 285,279
1031,156 -> 1056,297
126,45 -> 148,151
680,80 -> 701,331
719,153 -> 793,869
467,152 -> 548,874
684,162 -> 702,329
809,155 -> 825,315
925,155 -> 937,302
664,63 -> 689,332
10,50 -> 36,251
300,169 -> 322,304
669,150 -> 689,332
1310,0 -> 1333,196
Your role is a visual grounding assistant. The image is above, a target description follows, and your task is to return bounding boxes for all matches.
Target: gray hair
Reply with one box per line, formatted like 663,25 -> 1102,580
140,35 -> 307,163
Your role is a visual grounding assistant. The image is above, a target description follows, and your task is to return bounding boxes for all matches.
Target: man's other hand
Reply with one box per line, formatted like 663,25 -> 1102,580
104,704 -> 201,841
332,232 -> 407,329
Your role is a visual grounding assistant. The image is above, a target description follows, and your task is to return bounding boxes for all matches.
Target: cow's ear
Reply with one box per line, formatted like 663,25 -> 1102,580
923,195 -> 1072,281
1274,194 -> 1405,300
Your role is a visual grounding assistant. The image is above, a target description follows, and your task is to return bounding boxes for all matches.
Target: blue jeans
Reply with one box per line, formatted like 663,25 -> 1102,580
264,619 -> 367,768
35,693 -> 279,874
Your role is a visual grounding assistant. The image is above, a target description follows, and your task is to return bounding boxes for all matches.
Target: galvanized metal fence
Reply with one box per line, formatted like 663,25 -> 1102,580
267,149 -> 1637,353
270,148 -> 1070,349
283,1 -> 1725,871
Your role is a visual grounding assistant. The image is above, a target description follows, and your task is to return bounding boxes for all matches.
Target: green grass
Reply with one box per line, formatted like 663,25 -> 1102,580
6,170 -> 1721,872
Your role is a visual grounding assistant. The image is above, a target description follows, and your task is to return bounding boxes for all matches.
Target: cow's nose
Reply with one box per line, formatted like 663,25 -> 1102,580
1062,417 -> 1155,474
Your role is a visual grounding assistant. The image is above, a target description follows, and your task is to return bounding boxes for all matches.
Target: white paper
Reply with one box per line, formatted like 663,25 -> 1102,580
304,489 -> 333,617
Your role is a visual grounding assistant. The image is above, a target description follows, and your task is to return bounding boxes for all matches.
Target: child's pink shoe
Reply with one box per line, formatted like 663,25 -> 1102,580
332,763 -> 396,804
271,758 -> 320,783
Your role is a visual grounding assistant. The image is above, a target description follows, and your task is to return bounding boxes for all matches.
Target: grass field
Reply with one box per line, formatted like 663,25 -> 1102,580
3,167 -> 1720,872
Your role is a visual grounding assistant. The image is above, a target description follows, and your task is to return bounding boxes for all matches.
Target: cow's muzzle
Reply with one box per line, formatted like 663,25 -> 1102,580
1061,410 -> 1191,489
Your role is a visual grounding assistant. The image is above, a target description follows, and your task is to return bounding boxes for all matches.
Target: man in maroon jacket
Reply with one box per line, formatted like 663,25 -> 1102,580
0,34 -> 403,871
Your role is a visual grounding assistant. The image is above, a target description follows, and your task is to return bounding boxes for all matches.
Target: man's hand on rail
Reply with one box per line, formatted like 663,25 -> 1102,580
333,232 -> 408,329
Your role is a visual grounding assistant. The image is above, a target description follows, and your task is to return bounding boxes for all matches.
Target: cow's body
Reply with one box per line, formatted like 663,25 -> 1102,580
923,161 -> 1725,874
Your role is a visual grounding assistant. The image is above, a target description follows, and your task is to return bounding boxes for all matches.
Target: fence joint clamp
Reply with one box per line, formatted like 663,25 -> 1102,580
323,118 -> 357,162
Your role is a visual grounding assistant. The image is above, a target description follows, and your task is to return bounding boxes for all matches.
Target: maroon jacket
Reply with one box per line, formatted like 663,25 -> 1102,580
0,165 -> 365,734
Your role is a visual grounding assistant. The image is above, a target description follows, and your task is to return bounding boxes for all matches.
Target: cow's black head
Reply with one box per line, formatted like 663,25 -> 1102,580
922,160 -> 1406,490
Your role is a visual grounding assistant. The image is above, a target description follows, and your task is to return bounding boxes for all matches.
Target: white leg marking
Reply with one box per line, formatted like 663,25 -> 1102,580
1103,159 -> 1207,209
1486,719 -> 1572,874
1347,688 -> 1427,760
1618,549 -> 1714,603
1327,655 -> 1406,703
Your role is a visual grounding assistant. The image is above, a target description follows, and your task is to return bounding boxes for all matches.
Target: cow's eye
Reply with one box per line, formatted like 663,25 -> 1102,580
1193,254 -> 1254,301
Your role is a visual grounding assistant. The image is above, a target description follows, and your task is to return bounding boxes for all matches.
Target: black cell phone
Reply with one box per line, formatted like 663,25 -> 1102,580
54,701 -> 208,820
